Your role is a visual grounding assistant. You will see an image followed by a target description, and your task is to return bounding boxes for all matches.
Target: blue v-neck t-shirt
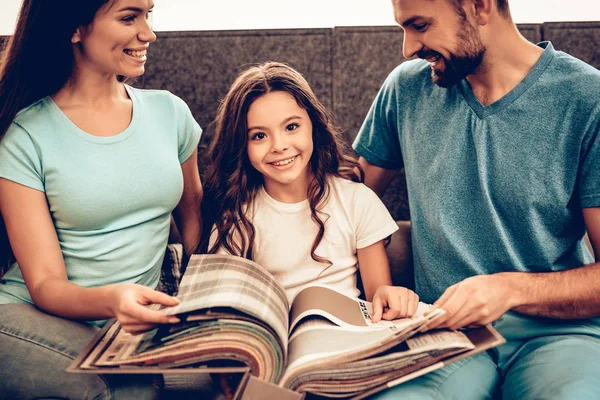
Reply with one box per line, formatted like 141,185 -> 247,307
353,42 -> 600,304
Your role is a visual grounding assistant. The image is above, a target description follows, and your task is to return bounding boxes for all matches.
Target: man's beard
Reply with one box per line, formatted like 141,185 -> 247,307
418,19 -> 486,88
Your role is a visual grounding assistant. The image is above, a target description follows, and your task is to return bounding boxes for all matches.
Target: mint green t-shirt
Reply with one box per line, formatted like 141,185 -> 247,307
0,85 -> 201,311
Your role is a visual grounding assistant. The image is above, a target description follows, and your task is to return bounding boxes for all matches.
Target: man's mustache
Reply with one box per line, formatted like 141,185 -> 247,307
416,49 -> 443,60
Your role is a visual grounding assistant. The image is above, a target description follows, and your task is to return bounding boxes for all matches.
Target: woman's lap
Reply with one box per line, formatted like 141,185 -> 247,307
0,303 -> 159,400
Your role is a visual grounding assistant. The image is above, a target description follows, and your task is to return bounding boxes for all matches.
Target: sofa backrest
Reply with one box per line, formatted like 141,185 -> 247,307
0,22 -> 599,221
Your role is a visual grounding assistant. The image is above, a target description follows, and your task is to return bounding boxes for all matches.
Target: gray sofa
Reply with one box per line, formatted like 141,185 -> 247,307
0,21 -> 599,398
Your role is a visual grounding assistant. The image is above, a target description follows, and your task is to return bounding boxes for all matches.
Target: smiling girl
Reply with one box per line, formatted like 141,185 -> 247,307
0,0 -> 202,397
203,62 -> 418,321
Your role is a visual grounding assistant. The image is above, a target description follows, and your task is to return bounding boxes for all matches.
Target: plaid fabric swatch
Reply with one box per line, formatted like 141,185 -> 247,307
164,254 -> 290,354
157,244 -> 184,296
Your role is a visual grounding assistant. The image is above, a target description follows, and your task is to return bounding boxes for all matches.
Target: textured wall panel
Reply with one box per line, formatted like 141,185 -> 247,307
332,26 -> 409,219
137,29 -> 332,164
543,22 -> 600,69
517,23 -> 543,44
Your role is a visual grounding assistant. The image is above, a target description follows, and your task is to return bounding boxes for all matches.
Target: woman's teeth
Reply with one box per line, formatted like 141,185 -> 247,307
124,49 -> 147,59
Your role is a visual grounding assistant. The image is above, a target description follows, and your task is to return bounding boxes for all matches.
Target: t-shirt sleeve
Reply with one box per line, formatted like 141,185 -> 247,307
352,66 -> 404,170
351,183 -> 399,249
579,115 -> 600,208
171,94 -> 202,163
0,123 -> 44,192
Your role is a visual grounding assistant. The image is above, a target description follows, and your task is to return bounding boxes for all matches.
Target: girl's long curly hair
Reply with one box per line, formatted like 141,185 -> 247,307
202,62 -> 363,265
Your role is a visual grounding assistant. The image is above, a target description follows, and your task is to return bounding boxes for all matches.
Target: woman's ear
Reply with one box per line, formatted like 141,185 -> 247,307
71,27 -> 82,44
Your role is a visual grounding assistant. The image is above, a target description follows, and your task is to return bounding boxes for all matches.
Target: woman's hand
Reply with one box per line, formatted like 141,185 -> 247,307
371,285 -> 419,322
108,283 -> 181,334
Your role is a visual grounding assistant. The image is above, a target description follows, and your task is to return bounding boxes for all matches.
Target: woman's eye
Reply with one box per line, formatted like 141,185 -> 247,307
146,10 -> 153,20
251,132 -> 266,140
286,123 -> 299,131
122,15 -> 136,23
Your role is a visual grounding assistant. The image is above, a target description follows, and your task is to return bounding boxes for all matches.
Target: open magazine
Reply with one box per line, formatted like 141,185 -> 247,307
68,254 -> 505,398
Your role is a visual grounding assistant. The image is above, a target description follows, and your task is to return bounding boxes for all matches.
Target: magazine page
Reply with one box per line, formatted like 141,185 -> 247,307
289,285 -> 444,334
281,322 -> 479,395
279,314 -> 437,388
164,254 -> 290,354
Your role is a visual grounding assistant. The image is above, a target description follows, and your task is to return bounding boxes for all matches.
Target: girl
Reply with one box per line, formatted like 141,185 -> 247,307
0,0 -> 202,397
203,62 -> 418,321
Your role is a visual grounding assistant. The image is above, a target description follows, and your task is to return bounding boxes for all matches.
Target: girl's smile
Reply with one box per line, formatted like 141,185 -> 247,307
246,90 -> 314,203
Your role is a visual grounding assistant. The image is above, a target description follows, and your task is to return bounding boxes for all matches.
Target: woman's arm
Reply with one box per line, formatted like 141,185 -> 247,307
172,148 -> 203,256
0,178 -> 179,333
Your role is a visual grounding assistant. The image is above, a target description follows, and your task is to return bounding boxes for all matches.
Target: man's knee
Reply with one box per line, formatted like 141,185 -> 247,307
368,352 -> 499,400
502,335 -> 600,400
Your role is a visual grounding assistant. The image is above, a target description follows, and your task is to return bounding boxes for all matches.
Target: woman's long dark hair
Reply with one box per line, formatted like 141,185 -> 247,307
202,62 -> 363,266
0,0 -> 113,275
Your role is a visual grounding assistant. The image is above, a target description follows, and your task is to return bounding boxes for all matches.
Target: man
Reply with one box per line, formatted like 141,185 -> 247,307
353,0 -> 600,398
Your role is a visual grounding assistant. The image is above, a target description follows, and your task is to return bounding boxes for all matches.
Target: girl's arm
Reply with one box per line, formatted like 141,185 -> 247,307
172,148 -> 203,256
357,240 -> 393,301
357,239 -> 419,322
0,178 -> 180,333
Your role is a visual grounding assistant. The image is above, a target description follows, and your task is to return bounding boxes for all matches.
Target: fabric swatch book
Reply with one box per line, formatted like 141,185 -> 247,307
68,254 -> 505,399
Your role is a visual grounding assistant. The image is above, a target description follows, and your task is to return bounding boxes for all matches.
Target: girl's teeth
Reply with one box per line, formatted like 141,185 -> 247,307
272,156 -> 296,166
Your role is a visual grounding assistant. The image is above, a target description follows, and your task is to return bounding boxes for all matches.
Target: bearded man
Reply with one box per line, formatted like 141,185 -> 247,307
353,0 -> 600,398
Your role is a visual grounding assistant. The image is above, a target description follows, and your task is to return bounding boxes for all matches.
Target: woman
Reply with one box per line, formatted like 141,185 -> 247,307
0,0 -> 202,398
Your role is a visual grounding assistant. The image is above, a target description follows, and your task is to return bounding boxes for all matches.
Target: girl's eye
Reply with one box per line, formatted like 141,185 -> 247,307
286,123 -> 299,131
251,132 -> 266,140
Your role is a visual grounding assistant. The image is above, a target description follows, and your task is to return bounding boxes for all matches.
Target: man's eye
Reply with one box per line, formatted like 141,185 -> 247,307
286,123 -> 299,131
413,23 -> 428,32
251,132 -> 266,140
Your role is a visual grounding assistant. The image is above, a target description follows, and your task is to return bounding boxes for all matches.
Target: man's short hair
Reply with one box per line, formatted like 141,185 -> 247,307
448,0 -> 511,19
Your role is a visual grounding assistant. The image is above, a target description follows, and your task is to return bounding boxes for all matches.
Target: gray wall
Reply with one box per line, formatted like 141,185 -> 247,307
2,22 -> 599,219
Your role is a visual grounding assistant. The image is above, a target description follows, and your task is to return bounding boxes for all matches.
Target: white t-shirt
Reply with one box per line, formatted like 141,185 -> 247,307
231,176 -> 399,304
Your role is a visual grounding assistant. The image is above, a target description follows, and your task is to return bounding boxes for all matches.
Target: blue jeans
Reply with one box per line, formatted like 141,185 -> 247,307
371,312 -> 600,399
0,304 -> 160,400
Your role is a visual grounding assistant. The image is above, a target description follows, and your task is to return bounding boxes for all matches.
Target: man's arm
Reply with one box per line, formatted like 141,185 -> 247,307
358,157 -> 398,197
427,207 -> 600,330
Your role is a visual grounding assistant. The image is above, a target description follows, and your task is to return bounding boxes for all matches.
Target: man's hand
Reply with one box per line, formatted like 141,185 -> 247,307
426,274 -> 518,330
371,285 -> 420,322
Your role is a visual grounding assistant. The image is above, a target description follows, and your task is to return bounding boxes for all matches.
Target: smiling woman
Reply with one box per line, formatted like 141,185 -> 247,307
0,0 -> 203,398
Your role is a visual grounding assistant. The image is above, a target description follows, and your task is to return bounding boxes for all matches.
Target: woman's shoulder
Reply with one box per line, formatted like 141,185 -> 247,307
12,97 -> 53,127
127,85 -> 192,115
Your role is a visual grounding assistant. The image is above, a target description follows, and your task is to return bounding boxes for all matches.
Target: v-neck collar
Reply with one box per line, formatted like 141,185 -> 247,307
458,42 -> 555,119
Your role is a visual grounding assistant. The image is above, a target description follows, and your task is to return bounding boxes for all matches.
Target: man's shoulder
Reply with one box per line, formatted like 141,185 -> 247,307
549,49 -> 600,97
385,59 -> 433,88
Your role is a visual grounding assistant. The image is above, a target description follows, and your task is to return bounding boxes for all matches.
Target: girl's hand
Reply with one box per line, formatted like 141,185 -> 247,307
108,283 -> 181,334
371,285 -> 419,322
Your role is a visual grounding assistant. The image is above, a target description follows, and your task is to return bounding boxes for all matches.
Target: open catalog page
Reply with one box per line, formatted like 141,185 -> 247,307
68,254 -> 505,399
280,285 -> 476,395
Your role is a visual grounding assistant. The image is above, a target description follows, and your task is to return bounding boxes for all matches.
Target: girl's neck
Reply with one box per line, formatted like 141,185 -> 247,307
263,172 -> 313,204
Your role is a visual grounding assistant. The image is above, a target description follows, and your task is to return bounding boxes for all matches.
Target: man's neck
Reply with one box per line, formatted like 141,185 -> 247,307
466,24 -> 544,106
